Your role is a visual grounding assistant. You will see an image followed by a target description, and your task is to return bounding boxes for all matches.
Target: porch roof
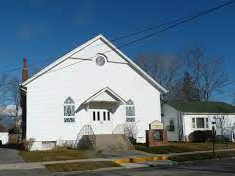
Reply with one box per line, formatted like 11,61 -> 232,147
82,87 -> 126,105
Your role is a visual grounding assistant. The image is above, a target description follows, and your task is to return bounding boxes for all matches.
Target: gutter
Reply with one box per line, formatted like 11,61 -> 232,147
20,85 -> 27,92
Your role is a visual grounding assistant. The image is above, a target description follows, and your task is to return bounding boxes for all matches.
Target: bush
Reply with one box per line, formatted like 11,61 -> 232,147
22,138 -> 35,151
188,130 -> 213,142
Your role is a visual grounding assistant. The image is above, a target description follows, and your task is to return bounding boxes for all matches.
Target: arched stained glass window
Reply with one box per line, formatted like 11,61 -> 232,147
64,97 -> 75,104
64,97 -> 75,118
126,99 -> 135,122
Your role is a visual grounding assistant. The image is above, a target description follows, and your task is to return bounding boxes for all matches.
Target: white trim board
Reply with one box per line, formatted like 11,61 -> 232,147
22,34 -> 167,93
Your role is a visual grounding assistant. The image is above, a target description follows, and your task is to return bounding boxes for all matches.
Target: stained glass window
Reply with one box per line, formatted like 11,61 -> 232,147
64,97 -> 75,122
126,99 -> 135,122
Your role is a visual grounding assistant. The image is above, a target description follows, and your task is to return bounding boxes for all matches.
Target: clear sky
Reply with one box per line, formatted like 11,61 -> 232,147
0,0 -> 235,103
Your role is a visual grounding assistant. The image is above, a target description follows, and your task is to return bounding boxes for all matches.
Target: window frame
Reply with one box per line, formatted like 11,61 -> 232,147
64,97 -> 75,123
205,118 -> 209,128
126,99 -> 135,122
196,118 -> 205,128
192,118 -> 196,128
168,119 -> 175,131
192,117 -> 210,129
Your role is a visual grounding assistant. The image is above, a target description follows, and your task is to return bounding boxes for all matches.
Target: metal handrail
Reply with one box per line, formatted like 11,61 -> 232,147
74,124 -> 96,149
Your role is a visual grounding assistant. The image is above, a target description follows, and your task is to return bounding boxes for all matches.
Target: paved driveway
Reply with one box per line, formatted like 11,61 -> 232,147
0,147 -> 23,164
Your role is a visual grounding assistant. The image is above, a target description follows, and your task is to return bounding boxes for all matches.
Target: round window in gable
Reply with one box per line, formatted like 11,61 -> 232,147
95,56 -> 106,66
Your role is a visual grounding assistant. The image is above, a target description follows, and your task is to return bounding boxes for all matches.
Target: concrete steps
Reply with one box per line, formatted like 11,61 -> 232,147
88,134 -> 134,151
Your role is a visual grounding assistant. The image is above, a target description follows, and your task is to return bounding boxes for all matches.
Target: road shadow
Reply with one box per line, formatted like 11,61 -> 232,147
0,143 -> 22,150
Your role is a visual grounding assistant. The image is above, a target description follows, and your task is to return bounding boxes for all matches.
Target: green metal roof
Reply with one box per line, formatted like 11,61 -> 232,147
167,101 -> 235,113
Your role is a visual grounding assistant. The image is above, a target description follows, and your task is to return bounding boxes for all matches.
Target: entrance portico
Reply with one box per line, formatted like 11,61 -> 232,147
82,87 -> 126,134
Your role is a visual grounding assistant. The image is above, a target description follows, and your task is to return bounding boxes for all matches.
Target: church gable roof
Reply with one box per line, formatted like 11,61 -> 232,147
22,34 -> 167,93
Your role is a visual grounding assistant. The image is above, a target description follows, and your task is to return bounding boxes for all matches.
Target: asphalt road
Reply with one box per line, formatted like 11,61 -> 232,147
53,159 -> 235,176
0,158 -> 234,176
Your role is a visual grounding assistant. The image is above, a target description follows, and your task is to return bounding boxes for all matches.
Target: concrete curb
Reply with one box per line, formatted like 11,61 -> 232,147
114,155 -> 168,164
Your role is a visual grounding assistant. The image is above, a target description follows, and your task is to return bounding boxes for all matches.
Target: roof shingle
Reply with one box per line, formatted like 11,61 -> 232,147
167,101 -> 235,113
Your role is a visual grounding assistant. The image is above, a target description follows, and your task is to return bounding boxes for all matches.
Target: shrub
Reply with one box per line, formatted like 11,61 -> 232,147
188,130 -> 213,142
22,138 -> 35,151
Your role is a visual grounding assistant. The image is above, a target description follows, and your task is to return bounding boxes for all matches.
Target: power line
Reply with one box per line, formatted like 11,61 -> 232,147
115,0 -> 235,49
15,0 -> 233,87
1,0 -> 234,75
71,0 -> 235,61
1,10 -> 201,74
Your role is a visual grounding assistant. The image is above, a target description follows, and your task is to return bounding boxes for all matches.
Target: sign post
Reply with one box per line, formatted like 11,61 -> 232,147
212,121 -> 216,158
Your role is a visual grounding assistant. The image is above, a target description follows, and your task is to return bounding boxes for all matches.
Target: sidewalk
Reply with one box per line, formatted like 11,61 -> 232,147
166,148 -> 235,157
0,148 -> 234,171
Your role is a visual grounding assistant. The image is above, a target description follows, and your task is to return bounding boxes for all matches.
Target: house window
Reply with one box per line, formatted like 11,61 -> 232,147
64,97 -> 75,122
103,111 -> 106,121
126,99 -> 135,122
192,118 -> 196,128
42,141 -> 56,149
205,118 -> 209,128
107,111 -> 110,121
196,118 -> 205,128
167,120 -> 175,131
217,117 -> 223,127
93,111 -> 96,121
97,112 -> 100,121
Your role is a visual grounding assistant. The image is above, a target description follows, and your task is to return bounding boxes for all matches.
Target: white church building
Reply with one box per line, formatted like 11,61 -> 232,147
21,34 -> 167,150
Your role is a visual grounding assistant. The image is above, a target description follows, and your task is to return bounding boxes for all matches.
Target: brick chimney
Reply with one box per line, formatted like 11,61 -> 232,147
22,58 -> 28,82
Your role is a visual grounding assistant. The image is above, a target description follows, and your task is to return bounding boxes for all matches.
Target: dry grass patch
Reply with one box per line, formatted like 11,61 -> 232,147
169,151 -> 235,162
135,142 -> 235,154
45,161 -> 120,172
19,149 -> 98,162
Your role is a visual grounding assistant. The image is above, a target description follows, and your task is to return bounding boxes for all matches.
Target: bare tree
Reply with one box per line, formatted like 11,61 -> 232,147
201,57 -> 229,101
184,47 -> 229,101
209,115 -> 235,142
124,122 -> 138,142
135,53 -> 182,99
0,74 -> 10,106
184,47 -> 204,99
8,77 -> 21,117
8,77 -> 21,136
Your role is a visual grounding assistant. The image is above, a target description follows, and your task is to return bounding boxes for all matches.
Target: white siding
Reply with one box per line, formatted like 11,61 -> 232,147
25,38 -> 162,150
162,104 -> 181,141
0,132 -> 9,145
162,104 -> 235,142
183,114 -> 235,141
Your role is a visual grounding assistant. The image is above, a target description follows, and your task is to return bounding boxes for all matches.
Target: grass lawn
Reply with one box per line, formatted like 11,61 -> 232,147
168,151 -> 235,162
45,161 -> 120,172
135,142 -> 235,154
19,149 -> 99,162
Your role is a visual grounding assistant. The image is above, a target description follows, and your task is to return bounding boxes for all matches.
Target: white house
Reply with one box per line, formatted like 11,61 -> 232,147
0,132 -> 9,145
162,101 -> 235,142
21,34 -> 167,150
0,123 -> 9,145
